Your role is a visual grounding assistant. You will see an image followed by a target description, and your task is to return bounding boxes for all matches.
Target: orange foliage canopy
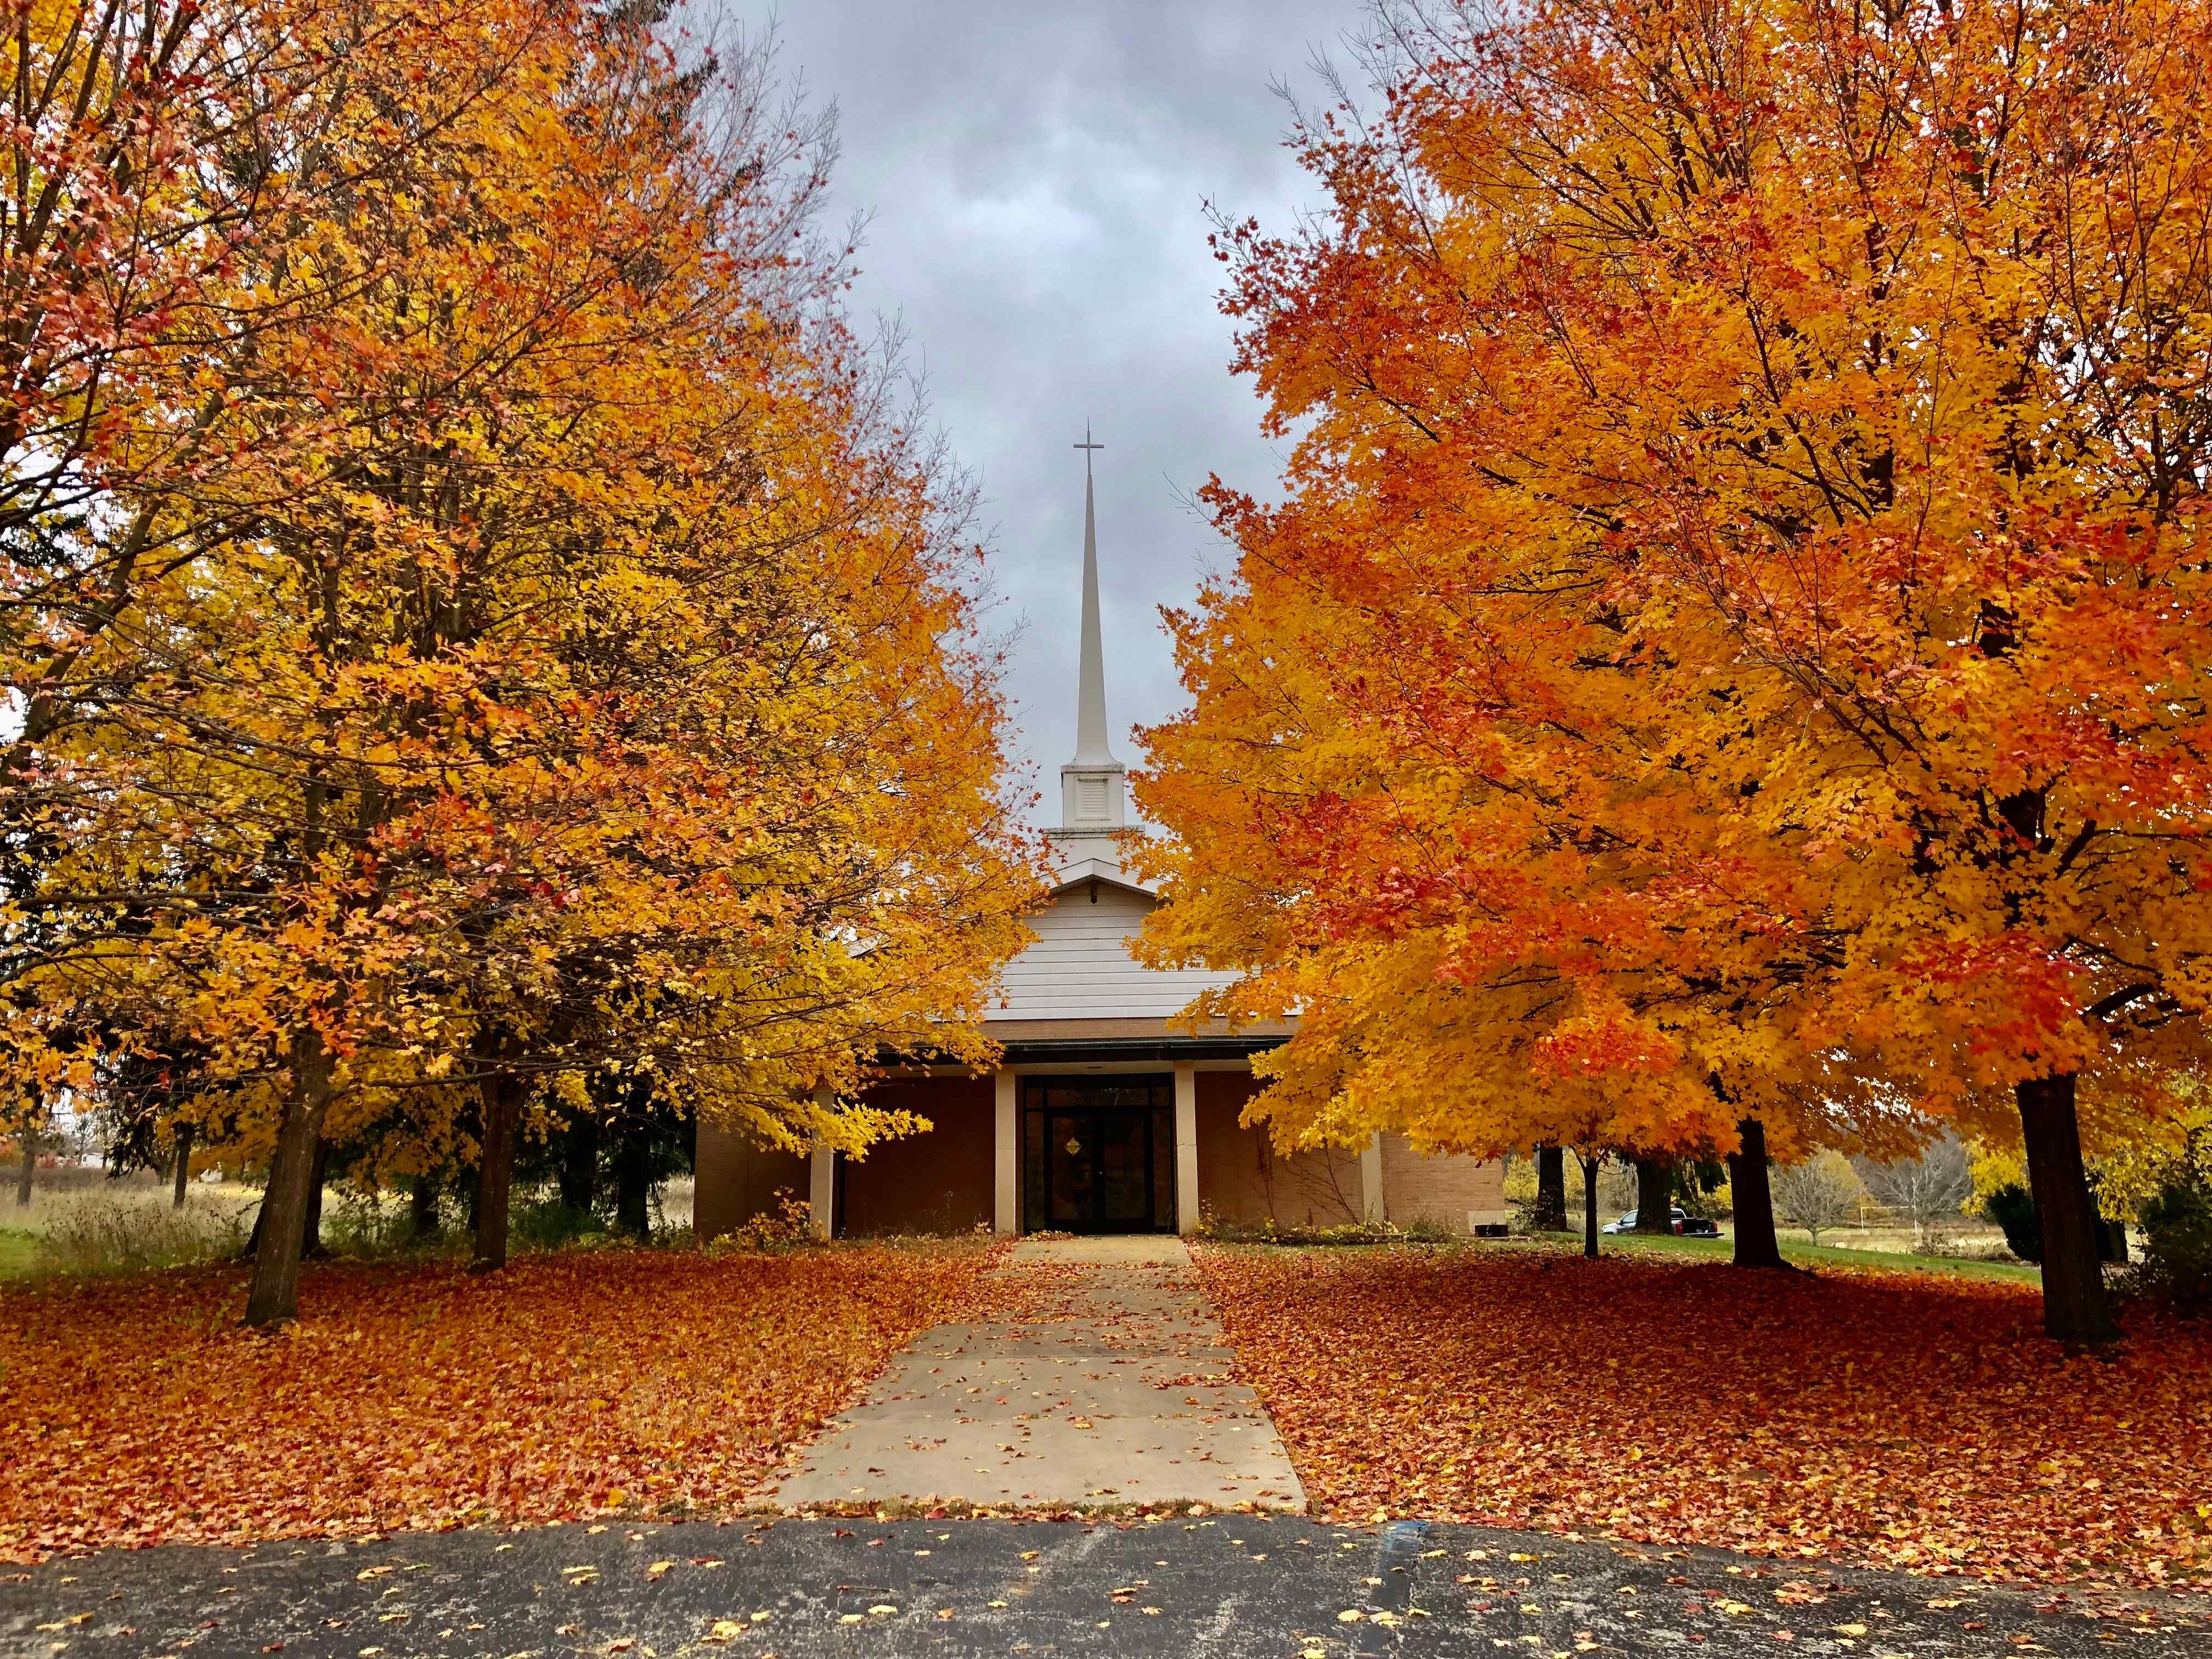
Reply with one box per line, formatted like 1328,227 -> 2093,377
1135,0 -> 2212,1331
0,1246 -> 1004,1559
1197,1245 -> 2212,1593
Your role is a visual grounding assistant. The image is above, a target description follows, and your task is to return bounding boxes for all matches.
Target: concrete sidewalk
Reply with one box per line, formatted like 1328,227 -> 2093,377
773,1236 -> 1306,1511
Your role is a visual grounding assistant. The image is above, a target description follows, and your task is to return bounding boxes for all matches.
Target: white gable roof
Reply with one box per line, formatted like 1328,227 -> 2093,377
1050,853 -> 1151,896
988,878 -> 1242,1023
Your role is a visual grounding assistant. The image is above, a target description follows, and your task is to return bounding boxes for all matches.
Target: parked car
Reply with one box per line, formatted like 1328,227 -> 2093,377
1601,1206 -> 1691,1235
1678,1216 -> 1720,1238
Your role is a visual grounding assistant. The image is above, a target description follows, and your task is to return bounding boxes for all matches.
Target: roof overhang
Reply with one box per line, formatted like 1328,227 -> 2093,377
876,1015 -> 1295,1072
1049,857 -> 1156,899
997,1034 -> 1284,1064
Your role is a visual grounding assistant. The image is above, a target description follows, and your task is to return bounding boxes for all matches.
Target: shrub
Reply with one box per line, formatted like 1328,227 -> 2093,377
1980,1182 -> 2130,1267
1926,1232 -> 2020,1263
707,1190 -> 817,1252
2137,1180 -> 2212,1310
1983,1183 -> 2042,1263
1502,1155 -> 1538,1205
510,1199 -> 612,1251
321,1189 -> 437,1258
1679,1179 -> 1733,1221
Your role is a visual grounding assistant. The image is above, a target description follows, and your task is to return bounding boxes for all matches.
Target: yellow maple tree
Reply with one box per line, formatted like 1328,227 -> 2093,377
7,0 -> 1042,1321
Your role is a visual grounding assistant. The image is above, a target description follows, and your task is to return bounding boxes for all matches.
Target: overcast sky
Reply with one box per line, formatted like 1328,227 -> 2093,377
716,1 -> 1360,827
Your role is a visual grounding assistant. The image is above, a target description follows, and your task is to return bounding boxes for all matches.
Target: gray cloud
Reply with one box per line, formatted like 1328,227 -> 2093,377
714,1 -> 1356,824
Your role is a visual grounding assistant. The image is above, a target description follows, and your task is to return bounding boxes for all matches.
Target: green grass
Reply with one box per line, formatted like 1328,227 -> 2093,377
1536,1226 -> 2042,1283
0,1226 -> 43,1278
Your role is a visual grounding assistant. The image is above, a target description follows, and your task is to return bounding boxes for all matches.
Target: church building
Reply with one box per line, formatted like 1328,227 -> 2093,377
694,449 -> 1507,1240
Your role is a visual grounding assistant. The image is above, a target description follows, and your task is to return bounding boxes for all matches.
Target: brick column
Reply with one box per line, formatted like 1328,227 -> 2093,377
1361,1133 -> 1385,1225
994,1070 -> 1018,1234
1173,1062 -> 1200,1234
808,1143 -> 834,1240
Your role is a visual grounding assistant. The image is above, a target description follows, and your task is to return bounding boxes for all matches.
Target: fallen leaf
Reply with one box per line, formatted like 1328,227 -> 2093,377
0,1251 -> 1007,1563
1193,1248 -> 2212,1594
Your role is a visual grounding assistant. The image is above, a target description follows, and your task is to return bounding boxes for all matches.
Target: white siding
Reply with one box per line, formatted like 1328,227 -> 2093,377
988,883 -> 1242,1022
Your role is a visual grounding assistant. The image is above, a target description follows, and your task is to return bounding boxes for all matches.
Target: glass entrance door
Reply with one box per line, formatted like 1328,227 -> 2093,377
1046,1108 -> 1151,1231
1022,1077 -> 1175,1233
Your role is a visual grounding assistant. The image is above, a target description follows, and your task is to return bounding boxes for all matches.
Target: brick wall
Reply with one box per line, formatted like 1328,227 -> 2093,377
1379,1133 -> 1509,1231
1194,1071 -> 1363,1229
692,1121 -> 809,1242
837,1075 -> 995,1235
696,1071 -> 1509,1239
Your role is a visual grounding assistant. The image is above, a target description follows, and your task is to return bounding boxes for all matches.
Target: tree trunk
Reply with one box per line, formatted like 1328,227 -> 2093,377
15,1125 -> 35,1207
2017,1073 -> 2119,1345
301,1135 -> 330,1259
1634,1157 -> 1674,1233
471,1070 -> 525,1273
1579,1153 -> 1600,1258
558,1111 -> 599,1211
1726,1118 -> 1785,1268
1533,1145 -> 1567,1233
171,1122 -> 195,1209
410,1173 -> 441,1239
615,1123 -> 651,1238
244,1030 -> 335,1328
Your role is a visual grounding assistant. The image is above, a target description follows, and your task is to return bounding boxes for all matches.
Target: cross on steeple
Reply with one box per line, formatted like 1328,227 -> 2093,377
1074,425 -> 1104,478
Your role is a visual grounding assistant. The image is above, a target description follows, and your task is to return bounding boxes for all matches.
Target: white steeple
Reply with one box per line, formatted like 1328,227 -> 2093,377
1054,428 -> 1128,864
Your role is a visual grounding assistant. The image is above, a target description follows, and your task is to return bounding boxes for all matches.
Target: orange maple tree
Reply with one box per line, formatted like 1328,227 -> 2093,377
1135,0 -> 2212,1340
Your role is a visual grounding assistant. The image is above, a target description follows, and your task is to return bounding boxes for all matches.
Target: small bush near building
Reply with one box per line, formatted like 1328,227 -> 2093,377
508,1199 -> 613,1252
1980,1182 -> 2131,1268
707,1190 -> 818,1252
1680,1186 -> 1733,1220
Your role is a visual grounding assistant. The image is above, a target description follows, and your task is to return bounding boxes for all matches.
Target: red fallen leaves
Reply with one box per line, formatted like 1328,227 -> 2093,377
1194,1245 -> 2212,1595
0,1244 -> 1005,1560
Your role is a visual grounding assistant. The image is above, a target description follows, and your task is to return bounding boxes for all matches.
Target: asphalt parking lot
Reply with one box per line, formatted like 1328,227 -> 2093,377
3,1514 -> 2201,1659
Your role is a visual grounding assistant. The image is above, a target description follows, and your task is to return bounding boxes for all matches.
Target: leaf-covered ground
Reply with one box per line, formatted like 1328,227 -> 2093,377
1194,1243 -> 2212,1595
0,1244 -> 1006,1561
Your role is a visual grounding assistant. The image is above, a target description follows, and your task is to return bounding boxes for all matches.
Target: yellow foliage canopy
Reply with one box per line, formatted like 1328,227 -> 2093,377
1,0 -> 1044,1191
